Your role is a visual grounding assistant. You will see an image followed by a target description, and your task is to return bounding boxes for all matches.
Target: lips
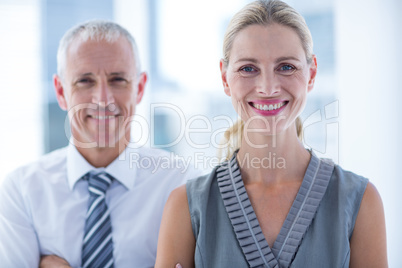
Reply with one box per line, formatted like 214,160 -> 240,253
248,100 -> 288,115
251,101 -> 287,111
86,114 -> 120,124
89,115 -> 118,119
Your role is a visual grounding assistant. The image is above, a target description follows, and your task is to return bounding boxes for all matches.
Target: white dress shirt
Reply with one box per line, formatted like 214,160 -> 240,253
0,144 -> 202,267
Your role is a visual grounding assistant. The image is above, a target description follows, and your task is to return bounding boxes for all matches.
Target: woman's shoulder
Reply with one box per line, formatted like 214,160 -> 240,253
185,164 -> 225,223
330,162 -> 369,192
320,160 -> 370,225
186,165 -> 220,196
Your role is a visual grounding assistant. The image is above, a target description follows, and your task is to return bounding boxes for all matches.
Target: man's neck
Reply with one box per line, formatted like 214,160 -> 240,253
76,142 -> 126,168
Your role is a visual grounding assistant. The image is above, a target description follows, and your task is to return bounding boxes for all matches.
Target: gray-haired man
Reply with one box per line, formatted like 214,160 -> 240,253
0,20 -> 199,267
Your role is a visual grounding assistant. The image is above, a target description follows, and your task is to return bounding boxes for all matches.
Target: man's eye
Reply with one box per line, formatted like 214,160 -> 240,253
75,78 -> 94,86
78,78 -> 91,83
111,77 -> 126,83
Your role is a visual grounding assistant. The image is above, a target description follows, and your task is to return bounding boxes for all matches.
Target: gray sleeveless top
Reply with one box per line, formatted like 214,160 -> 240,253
186,152 -> 368,268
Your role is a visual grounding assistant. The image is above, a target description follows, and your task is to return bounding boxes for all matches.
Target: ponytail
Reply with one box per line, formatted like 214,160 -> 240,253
218,119 -> 244,161
296,116 -> 303,141
218,116 -> 303,162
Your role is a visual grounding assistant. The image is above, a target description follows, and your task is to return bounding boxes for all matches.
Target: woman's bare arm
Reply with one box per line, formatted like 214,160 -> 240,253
155,185 -> 196,268
350,182 -> 388,267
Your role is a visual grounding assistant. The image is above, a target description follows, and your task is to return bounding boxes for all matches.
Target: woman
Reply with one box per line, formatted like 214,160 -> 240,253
155,0 -> 387,267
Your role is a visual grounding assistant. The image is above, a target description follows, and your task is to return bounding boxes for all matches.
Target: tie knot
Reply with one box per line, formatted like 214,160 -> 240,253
87,171 -> 113,196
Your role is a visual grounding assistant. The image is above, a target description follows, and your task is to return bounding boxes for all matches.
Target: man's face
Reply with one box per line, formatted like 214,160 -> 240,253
54,36 -> 146,149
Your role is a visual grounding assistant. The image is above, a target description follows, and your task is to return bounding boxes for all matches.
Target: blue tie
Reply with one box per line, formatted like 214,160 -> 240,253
82,171 -> 114,268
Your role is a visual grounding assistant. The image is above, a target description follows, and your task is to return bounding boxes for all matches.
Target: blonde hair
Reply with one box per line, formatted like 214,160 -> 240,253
219,0 -> 311,161
219,118 -> 303,161
222,0 -> 313,65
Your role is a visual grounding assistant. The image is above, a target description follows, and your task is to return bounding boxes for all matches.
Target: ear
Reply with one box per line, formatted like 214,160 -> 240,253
220,59 -> 231,96
135,72 -> 147,104
54,74 -> 68,111
307,55 -> 318,92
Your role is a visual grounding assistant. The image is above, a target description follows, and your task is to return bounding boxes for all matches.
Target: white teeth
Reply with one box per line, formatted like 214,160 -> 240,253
252,102 -> 285,111
92,115 -> 115,119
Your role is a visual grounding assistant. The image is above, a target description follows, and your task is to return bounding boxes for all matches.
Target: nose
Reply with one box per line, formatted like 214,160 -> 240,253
256,71 -> 280,96
92,80 -> 114,108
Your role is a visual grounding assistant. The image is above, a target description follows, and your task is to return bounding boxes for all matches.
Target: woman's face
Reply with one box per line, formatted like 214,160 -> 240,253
220,23 -> 317,137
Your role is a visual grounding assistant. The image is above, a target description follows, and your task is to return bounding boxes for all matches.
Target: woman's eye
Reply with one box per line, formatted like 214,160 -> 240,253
240,66 -> 256,73
278,64 -> 295,72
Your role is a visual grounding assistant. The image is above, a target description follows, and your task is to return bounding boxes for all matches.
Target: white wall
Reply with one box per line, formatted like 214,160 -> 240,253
336,0 -> 402,266
0,0 -> 43,181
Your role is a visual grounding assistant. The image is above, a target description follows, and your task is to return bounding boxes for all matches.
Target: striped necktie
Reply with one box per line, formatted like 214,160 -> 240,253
82,171 -> 114,268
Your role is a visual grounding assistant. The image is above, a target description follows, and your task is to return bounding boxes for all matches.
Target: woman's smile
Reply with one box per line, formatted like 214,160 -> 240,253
249,100 -> 288,116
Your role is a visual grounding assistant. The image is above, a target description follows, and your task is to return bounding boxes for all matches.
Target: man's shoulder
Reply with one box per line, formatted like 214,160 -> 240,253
129,146 -> 203,182
129,146 -> 188,170
4,147 -> 68,184
132,146 -> 172,159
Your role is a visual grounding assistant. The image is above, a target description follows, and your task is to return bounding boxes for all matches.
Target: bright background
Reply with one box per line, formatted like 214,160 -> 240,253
0,0 -> 401,265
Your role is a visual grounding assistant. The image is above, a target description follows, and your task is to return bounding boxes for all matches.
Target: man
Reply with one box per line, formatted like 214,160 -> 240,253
0,20 -> 200,267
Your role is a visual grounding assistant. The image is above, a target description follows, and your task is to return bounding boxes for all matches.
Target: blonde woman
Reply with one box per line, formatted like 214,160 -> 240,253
156,0 -> 387,267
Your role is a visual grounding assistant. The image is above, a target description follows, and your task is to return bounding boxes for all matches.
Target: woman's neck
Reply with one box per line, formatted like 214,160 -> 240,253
237,127 -> 311,186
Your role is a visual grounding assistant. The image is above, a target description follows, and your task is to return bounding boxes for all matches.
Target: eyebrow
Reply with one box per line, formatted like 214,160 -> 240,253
76,72 -> 128,77
234,56 -> 302,64
234,58 -> 259,64
275,56 -> 302,63
78,72 -> 94,76
109,72 -> 127,76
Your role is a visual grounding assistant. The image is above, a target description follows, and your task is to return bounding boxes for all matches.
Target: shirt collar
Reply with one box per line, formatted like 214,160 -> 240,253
67,143 -> 137,191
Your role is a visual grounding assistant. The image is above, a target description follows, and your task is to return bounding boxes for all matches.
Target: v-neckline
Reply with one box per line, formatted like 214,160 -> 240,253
216,151 -> 334,268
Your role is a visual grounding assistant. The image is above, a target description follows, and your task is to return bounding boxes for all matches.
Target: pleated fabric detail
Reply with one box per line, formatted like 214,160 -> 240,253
216,152 -> 334,268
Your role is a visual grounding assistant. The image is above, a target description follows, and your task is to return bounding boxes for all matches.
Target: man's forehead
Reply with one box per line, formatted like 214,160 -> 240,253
67,37 -> 134,61
63,37 -> 137,78
67,35 -> 131,54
